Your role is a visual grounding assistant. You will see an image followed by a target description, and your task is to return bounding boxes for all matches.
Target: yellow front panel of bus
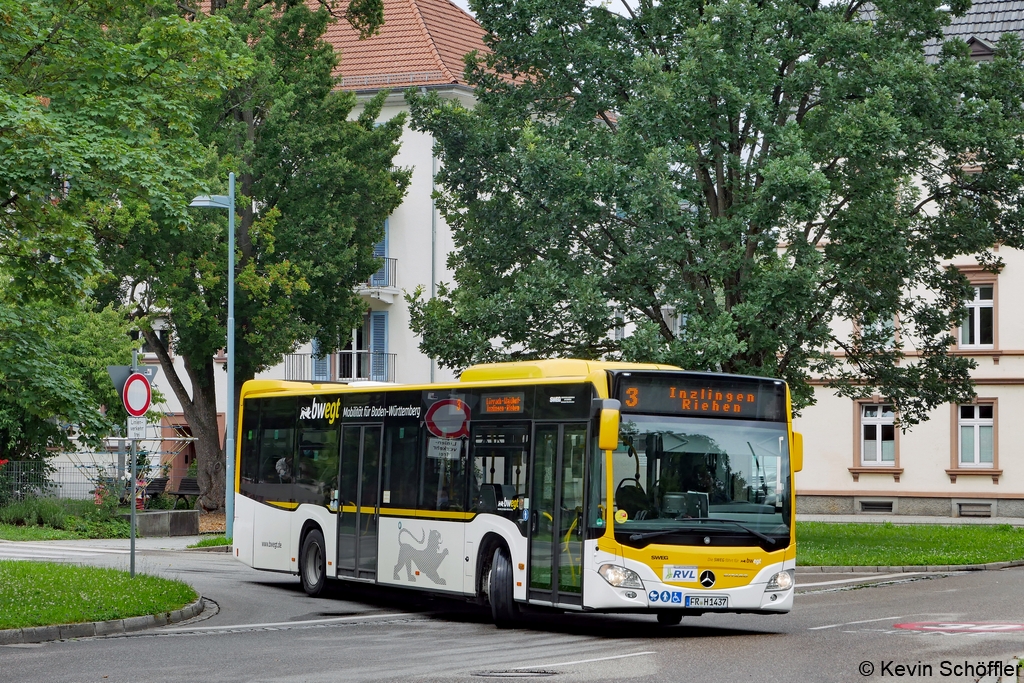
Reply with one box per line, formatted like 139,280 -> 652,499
619,543 -> 789,589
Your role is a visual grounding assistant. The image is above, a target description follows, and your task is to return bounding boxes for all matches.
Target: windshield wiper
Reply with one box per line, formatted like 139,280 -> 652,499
627,518 -> 777,545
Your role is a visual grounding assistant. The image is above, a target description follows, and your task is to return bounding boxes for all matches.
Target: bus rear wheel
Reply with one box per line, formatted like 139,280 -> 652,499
488,547 -> 520,628
657,611 -> 683,626
300,529 -> 326,597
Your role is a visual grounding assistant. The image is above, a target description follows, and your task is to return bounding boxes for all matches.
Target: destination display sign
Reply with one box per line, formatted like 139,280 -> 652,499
614,373 -> 787,422
481,392 -> 525,415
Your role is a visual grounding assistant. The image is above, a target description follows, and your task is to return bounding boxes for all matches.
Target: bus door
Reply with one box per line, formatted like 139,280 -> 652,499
468,424 -> 530,592
338,424 -> 382,580
529,423 -> 587,606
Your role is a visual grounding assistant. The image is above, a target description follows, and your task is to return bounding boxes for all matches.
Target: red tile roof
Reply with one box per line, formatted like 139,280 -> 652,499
323,0 -> 489,90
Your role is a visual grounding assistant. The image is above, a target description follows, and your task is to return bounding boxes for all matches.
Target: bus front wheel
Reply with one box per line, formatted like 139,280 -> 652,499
299,529 -> 326,597
489,547 -> 520,628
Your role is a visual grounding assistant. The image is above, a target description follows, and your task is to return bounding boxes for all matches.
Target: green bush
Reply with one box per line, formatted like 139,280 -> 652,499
0,499 -> 41,526
147,494 -> 174,510
0,495 -> 130,538
37,499 -> 67,529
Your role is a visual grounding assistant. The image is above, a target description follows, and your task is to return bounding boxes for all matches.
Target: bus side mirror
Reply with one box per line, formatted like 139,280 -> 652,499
792,431 -> 803,473
595,399 -> 621,451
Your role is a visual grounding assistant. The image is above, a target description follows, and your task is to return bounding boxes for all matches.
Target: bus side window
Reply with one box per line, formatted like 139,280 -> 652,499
296,425 -> 339,506
420,438 -> 467,512
240,399 -> 261,484
586,436 -> 605,531
259,398 -> 296,484
382,421 -> 418,509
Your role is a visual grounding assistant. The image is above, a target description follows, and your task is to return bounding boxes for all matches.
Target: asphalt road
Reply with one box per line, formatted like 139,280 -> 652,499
1,540 -> 1022,683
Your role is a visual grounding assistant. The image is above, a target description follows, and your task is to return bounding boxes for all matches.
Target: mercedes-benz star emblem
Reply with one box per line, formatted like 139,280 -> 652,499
699,570 -> 716,588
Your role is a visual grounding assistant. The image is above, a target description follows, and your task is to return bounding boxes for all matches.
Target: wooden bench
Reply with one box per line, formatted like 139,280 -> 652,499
166,477 -> 201,507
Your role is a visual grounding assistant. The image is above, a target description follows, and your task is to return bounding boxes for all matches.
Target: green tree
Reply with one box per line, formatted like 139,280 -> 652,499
96,1 -> 409,510
0,0 -> 242,458
409,0 -> 1024,425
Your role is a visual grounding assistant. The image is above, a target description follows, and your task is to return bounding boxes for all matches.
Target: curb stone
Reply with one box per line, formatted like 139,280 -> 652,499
798,559 -> 1024,573
0,596 -> 205,645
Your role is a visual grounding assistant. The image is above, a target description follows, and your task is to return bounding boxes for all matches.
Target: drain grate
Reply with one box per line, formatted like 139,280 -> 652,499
472,670 -> 560,678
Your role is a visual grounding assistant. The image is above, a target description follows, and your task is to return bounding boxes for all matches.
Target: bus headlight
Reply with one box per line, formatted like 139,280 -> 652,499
598,564 -> 644,589
765,570 -> 793,592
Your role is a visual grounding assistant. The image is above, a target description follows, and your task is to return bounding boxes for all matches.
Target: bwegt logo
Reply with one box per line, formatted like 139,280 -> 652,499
300,397 -> 341,424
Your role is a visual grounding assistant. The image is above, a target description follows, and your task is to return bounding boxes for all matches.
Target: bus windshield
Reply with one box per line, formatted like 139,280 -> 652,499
612,416 -> 791,548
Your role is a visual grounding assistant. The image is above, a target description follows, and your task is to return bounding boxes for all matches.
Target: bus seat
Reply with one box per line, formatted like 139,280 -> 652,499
480,485 -> 497,512
615,479 -> 648,520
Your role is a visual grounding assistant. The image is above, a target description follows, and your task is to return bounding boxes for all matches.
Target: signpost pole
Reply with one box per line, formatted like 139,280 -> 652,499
129,350 -> 137,578
226,171 -> 235,540
108,359 -> 154,580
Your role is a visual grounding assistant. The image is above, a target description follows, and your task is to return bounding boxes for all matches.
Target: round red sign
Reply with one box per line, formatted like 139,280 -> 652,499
424,398 -> 470,438
122,372 -> 152,417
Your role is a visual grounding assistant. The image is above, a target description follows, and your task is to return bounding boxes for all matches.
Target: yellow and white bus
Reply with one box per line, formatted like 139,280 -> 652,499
232,359 -> 803,626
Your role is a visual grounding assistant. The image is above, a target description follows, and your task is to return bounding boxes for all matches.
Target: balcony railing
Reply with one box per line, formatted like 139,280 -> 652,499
282,353 -> 312,381
367,257 -> 397,289
338,350 -> 395,382
278,351 -> 395,382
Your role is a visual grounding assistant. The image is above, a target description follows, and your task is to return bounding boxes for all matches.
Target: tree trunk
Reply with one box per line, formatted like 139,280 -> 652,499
143,328 -> 226,512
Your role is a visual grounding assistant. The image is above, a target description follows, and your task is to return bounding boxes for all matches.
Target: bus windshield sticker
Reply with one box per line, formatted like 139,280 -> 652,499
427,438 -> 462,460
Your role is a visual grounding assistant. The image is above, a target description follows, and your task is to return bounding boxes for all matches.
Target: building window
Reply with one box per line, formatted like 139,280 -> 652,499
959,285 -> 994,348
958,404 -> 994,467
861,404 -> 895,465
859,314 -> 897,350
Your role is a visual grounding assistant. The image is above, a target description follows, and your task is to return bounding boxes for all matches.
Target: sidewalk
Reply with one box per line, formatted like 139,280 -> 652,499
797,514 -> 1024,526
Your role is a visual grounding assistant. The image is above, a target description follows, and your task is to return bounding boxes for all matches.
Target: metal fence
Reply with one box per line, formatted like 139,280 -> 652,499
0,460 -> 195,504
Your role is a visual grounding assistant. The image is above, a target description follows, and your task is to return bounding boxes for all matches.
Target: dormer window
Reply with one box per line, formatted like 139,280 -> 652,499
966,37 -> 996,62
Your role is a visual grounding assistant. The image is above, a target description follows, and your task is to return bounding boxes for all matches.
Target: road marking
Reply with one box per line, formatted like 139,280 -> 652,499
511,651 -> 656,669
809,615 -> 921,631
0,542 -> 129,555
161,611 -> 419,633
798,572 -> 923,588
895,622 -> 1024,633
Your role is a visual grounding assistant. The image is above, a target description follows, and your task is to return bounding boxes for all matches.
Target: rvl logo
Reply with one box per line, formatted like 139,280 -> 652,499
663,564 -> 698,582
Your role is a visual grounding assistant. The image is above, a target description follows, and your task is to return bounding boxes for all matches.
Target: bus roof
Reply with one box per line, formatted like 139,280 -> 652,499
459,358 -> 680,382
240,359 -> 682,399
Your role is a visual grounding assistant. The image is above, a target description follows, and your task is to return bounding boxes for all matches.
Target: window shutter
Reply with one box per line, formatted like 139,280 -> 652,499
369,311 -> 388,381
311,339 -> 330,382
371,219 -> 388,286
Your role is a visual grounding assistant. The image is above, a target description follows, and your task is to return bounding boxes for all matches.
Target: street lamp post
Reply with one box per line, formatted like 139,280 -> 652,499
190,172 -> 235,539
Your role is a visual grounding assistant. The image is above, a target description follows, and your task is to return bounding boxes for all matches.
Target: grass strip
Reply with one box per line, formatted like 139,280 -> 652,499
0,523 -> 80,541
188,535 -> 231,548
0,561 -> 197,630
797,522 -> 1024,566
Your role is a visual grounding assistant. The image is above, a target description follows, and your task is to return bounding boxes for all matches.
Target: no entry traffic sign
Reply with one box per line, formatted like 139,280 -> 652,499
122,372 -> 152,417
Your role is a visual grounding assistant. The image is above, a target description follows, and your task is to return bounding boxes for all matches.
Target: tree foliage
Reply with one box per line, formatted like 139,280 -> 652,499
0,0 -> 241,458
409,0 -> 1024,425
95,0 -> 409,509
